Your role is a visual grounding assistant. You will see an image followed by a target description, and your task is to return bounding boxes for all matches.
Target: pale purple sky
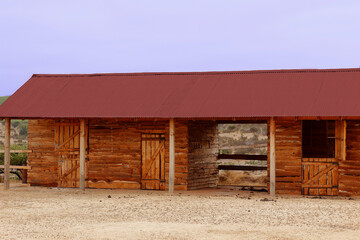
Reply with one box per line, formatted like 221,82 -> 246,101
1,1 -> 360,96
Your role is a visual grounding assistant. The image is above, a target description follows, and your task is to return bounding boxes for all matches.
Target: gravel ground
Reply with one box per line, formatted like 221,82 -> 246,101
0,186 -> 360,240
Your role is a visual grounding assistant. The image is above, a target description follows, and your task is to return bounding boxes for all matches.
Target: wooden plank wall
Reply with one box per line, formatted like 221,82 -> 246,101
340,120 -> 360,196
27,118 -> 188,190
28,119 -> 57,187
87,119 -> 142,189
274,119 -> 302,194
88,119 -> 188,190
187,121 -> 218,190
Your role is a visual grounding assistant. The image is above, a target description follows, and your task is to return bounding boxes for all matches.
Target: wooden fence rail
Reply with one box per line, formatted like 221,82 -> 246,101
218,154 -> 267,161
218,165 -> 267,171
0,165 -> 31,170
218,154 -> 268,171
0,150 -> 32,153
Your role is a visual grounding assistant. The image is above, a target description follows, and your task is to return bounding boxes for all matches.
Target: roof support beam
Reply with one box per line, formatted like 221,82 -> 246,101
79,119 -> 86,191
169,118 -> 175,194
269,117 -> 276,197
4,118 -> 11,190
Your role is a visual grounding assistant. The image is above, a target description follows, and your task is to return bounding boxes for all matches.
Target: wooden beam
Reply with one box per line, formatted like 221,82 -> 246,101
269,117 -> 276,197
0,149 -> 32,153
169,118 -> 175,193
79,119 -> 85,191
218,154 -> 267,161
218,165 -> 267,171
0,165 -> 31,170
4,118 -> 10,190
335,120 -> 347,161
343,120 -> 347,161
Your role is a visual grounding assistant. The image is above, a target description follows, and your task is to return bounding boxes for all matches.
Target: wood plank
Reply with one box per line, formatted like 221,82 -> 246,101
302,161 -> 336,165
304,164 -> 336,185
0,149 -> 33,153
270,117 -> 276,196
60,163 -> 80,180
218,154 -> 267,160
169,118 -> 175,193
4,118 -> 10,190
302,184 -> 334,188
143,141 -> 164,177
218,165 -> 267,171
88,181 -> 141,189
0,165 -> 31,170
79,119 -> 85,190
56,129 -> 80,149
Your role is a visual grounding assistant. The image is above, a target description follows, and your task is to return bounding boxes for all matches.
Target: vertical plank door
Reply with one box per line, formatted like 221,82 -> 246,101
55,120 -> 89,188
141,133 -> 165,190
301,158 -> 338,196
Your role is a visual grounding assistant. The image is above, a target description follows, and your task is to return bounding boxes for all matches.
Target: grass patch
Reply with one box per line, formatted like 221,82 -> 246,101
0,96 -> 9,105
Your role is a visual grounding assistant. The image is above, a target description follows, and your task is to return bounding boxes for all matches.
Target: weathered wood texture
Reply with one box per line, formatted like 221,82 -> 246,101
88,119 -> 188,190
28,119 -> 58,187
269,117 -> 276,196
188,121 -> 218,190
141,133 -> 165,190
340,120 -> 360,196
165,120 -> 189,190
55,120 -> 89,188
28,118 -> 188,190
169,119 -> 175,193
4,118 -> 10,190
272,120 -> 302,194
302,158 -> 338,196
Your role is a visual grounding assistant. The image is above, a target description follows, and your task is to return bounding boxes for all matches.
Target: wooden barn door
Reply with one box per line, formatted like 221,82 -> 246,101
302,158 -> 338,195
301,120 -> 345,196
141,133 -> 165,190
55,120 -> 89,188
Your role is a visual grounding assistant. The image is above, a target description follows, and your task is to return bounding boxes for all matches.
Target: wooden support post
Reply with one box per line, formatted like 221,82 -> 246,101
335,120 -> 347,161
169,118 -> 175,193
79,119 -> 85,191
4,118 -> 11,190
343,120 -> 347,161
269,117 -> 276,197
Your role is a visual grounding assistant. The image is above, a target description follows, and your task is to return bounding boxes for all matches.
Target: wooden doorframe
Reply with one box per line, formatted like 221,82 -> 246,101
300,120 -> 346,196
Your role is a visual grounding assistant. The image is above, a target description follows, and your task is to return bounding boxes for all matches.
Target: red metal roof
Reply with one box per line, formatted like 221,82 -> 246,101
1,68 -> 360,118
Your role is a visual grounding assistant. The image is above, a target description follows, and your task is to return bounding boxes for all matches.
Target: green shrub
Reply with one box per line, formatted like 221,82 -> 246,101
19,124 -> 28,136
0,144 -> 28,165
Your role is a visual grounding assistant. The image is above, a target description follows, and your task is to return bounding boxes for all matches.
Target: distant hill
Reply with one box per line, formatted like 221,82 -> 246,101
0,96 -> 9,105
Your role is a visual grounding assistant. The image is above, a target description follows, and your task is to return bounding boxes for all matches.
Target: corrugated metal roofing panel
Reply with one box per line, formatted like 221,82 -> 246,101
1,68 -> 360,118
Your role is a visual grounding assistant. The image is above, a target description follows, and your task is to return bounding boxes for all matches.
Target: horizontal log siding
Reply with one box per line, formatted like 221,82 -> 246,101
88,119 -> 188,190
188,121 -> 218,190
87,119 -> 143,189
275,120 -> 302,194
27,119 -> 188,190
28,119 -> 57,187
341,121 -> 360,196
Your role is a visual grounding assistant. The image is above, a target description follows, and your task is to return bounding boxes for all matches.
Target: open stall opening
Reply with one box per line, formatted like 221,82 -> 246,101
301,120 -> 339,196
217,122 -> 268,190
0,119 -> 29,184
302,120 -> 335,158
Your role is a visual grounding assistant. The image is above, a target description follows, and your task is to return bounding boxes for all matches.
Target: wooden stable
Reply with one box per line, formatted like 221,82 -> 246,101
2,116 -> 350,196
2,69 -> 360,196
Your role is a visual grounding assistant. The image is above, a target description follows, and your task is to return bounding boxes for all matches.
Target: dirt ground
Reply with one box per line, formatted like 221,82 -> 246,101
1,185 -> 360,240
